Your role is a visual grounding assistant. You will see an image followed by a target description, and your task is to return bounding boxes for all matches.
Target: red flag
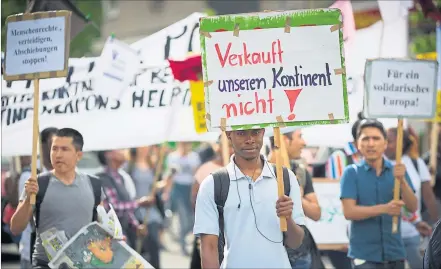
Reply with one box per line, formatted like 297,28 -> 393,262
168,54 -> 202,82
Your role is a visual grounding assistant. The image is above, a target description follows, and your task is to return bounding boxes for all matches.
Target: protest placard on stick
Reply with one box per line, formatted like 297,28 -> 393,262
3,10 -> 71,204
364,58 -> 438,232
200,8 -> 348,231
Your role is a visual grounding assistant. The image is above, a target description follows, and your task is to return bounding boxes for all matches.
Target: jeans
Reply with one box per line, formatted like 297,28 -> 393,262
141,223 -> 161,269
403,235 -> 423,269
291,253 -> 312,269
352,260 -> 405,269
172,183 -> 194,251
20,259 -> 31,269
321,250 -> 352,269
32,258 -> 50,269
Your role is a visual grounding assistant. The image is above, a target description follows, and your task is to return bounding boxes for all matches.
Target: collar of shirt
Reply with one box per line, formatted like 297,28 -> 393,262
226,154 -> 274,181
105,167 -> 123,184
50,170 -> 80,186
360,157 -> 393,172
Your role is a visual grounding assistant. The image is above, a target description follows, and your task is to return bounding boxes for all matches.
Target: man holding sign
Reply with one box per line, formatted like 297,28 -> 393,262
340,119 -> 417,269
193,128 -> 305,268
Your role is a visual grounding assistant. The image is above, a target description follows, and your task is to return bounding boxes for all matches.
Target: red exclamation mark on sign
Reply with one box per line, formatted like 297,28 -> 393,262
284,89 -> 302,121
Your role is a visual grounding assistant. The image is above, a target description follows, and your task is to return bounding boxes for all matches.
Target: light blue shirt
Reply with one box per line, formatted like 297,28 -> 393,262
194,155 -> 306,269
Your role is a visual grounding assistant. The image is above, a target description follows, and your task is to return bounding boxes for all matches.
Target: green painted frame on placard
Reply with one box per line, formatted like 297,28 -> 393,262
200,9 -> 349,131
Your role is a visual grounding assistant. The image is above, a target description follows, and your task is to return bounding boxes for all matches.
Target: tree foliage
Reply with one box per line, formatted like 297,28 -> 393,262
1,0 -> 102,58
409,0 -> 441,55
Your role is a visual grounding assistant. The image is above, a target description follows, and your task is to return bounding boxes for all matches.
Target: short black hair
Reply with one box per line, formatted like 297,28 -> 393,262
40,127 -> 58,144
97,151 -> 107,166
351,112 -> 366,140
269,131 -> 294,149
387,128 -> 413,154
54,128 -> 84,151
356,119 -> 387,140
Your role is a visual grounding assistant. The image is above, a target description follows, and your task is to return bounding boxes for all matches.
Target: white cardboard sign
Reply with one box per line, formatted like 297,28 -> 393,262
364,59 -> 438,118
4,12 -> 70,80
200,10 -> 348,131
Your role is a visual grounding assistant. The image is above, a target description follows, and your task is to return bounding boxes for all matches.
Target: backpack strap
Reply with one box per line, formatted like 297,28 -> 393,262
212,167 -> 230,264
34,172 -> 52,229
30,171 -> 51,263
411,158 -> 419,173
88,175 -> 102,222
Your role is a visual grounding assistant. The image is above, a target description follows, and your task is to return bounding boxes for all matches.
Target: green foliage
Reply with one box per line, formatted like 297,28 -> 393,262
409,0 -> 441,55
1,0 -> 102,57
410,33 -> 436,55
1,0 -> 27,50
69,1 -> 102,57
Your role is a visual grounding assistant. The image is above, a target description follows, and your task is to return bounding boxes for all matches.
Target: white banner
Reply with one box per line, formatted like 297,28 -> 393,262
1,13 -> 219,157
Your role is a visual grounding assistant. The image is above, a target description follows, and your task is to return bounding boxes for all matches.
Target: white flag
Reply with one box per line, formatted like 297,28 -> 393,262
93,36 -> 141,98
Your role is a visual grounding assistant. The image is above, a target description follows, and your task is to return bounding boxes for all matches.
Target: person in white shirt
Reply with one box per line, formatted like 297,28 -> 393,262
194,128 -> 305,269
385,128 -> 439,269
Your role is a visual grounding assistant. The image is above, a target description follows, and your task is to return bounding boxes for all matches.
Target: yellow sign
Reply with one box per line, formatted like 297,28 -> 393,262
415,52 -> 440,122
190,80 -> 207,133
416,52 -> 437,60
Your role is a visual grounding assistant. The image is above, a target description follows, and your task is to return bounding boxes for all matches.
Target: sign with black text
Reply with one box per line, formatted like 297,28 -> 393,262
364,59 -> 438,118
3,11 -> 71,81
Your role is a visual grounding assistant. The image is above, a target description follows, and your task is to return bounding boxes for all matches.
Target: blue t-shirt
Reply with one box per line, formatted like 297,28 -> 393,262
340,159 -> 415,262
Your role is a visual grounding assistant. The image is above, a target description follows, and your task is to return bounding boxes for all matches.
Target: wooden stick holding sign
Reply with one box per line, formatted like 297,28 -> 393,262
429,122 -> 439,186
392,118 -> 404,233
3,11 -> 71,205
279,132 -> 291,168
29,80 -> 40,205
221,131 -> 230,166
273,127 -> 287,232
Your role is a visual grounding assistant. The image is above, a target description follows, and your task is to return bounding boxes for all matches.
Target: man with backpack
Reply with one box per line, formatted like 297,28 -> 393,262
10,128 -> 104,269
193,128 -> 306,268
4,127 -> 58,269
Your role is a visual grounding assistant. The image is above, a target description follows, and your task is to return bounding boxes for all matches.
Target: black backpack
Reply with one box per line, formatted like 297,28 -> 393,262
30,172 -> 102,262
212,164 -> 291,264
423,218 -> 441,269
410,158 -> 429,214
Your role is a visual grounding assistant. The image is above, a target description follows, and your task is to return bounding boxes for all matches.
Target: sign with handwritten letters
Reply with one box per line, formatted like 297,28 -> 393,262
3,11 -> 71,81
363,59 -> 438,119
200,9 -> 349,131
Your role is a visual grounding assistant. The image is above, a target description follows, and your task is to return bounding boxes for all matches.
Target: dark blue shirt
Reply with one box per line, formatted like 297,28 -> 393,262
340,159 -> 415,262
